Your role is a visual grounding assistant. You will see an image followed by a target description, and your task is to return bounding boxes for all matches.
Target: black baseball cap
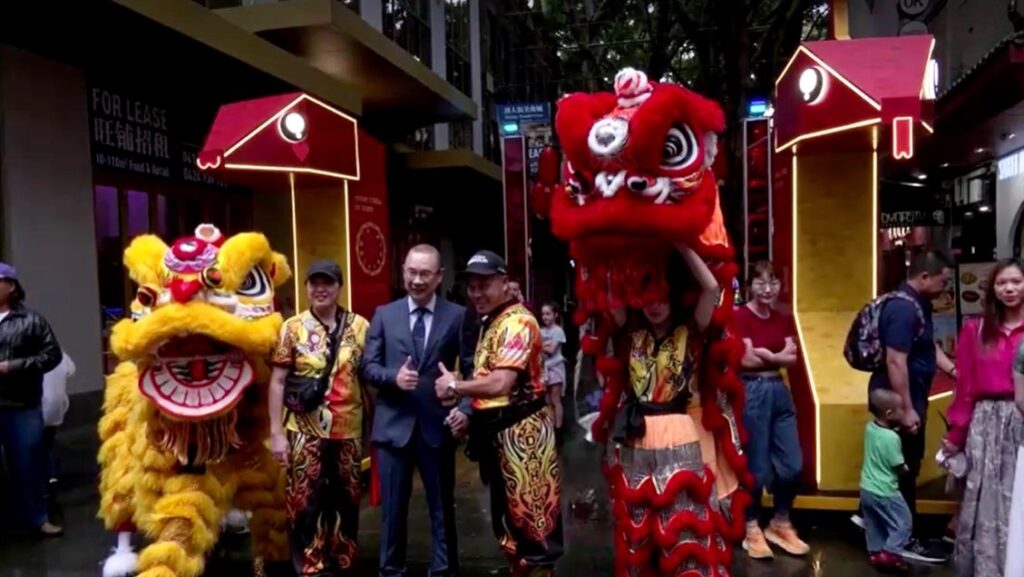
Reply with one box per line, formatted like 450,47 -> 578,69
463,250 -> 508,277
305,260 -> 344,284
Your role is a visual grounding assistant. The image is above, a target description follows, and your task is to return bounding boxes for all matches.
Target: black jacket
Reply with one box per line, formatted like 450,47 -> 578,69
0,305 -> 62,409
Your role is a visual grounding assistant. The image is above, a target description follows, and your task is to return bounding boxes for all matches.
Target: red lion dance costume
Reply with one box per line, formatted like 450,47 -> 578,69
532,68 -> 751,577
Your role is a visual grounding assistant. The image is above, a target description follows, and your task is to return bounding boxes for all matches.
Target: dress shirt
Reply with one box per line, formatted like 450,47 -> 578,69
408,294 -> 437,345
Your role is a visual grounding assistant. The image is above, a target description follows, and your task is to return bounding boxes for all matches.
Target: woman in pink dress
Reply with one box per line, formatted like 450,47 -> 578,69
942,259 -> 1024,577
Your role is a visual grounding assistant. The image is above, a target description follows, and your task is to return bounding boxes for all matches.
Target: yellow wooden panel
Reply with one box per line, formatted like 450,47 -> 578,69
764,494 -> 956,514
795,152 -> 874,312
798,311 -> 866,405
813,374 -> 955,490
294,183 -> 350,311
252,186 -> 298,313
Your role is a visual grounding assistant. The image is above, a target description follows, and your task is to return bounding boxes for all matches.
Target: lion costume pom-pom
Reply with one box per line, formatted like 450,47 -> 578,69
534,68 -> 751,576
97,224 -> 292,577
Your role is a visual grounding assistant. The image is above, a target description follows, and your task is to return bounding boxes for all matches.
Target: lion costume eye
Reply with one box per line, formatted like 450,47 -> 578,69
661,125 -> 699,170
238,267 -> 271,298
136,286 -> 158,308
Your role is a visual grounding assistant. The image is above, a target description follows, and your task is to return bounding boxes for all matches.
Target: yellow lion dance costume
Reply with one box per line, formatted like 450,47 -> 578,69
98,224 -> 292,577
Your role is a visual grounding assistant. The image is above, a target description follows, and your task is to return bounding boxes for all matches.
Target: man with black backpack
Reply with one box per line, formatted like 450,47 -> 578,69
845,250 -> 957,563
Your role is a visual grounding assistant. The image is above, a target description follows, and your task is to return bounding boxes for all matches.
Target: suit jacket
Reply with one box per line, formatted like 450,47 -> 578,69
360,297 -> 475,448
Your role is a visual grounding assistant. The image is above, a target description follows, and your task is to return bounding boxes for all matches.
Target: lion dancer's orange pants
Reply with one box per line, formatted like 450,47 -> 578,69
606,409 -> 740,577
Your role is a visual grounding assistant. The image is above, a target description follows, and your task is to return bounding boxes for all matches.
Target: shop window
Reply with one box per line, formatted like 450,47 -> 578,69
449,120 -> 474,150
405,126 -> 435,151
482,90 -> 500,163
94,178 -> 252,372
95,186 -> 125,353
126,190 -> 150,239
155,194 -> 182,239
445,0 -> 471,96
383,0 -> 432,66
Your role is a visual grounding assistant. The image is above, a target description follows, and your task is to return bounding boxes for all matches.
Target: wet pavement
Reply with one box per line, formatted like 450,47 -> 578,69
0,421 -> 955,577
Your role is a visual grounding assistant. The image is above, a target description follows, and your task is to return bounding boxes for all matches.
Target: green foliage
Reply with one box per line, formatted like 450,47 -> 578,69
531,0 -> 829,110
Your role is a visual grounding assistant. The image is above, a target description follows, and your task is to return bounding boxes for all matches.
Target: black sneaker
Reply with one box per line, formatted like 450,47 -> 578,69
900,538 -> 949,564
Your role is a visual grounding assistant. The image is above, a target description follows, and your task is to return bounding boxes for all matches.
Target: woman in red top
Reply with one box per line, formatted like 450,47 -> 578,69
942,259 -> 1024,577
732,261 -> 808,559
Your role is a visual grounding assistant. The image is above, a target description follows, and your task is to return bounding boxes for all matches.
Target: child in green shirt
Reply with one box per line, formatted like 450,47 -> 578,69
860,388 -> 911,573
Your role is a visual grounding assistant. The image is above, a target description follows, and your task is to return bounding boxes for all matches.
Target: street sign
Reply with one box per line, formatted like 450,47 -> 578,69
497,102 -> 551,134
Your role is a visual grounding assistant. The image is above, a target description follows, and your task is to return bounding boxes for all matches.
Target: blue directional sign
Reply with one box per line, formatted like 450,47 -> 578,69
497,102 -> 552,135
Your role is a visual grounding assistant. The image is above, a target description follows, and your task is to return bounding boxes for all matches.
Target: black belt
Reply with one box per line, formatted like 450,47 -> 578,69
465,397 -> 548,465
611,394 -> 689,444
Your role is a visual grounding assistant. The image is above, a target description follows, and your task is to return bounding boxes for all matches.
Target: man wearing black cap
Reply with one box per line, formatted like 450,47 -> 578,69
269,260 -> 371,575
434,250 -> 563,577
0,262 -> 63,536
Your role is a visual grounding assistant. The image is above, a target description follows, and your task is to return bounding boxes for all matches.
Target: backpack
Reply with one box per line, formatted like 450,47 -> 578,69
844,291 -> 926,372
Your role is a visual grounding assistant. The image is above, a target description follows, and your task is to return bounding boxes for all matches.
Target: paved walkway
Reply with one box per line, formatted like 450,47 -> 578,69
0,422 -> 954,576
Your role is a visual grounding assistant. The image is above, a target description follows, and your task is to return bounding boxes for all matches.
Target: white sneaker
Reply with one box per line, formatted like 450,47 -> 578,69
850,514 -> 865,530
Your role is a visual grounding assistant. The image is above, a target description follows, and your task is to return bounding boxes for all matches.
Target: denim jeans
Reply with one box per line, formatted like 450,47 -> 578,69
0,408 -> 48,528
741,374 -> 803,522
861,489 -> 912,554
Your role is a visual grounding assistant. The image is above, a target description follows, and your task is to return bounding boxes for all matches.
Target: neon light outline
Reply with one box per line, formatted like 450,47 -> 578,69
776,118 -> 882,153
892,116 -> 915,160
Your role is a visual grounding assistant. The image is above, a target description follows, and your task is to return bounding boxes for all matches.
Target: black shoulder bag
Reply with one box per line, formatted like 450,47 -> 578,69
284,310 -> 346,413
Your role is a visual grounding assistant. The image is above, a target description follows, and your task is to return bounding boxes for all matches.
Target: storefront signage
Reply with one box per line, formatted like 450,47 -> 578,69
998,148 -> 1024,181
88,84 -> 228,188
897,0 -> 933,35
497,102 -> 551,130
524,124 -> 553,180
798,67 -> 827,104
90,87 -> 172,178
346,133 -> 392,319
181,144 -> 228,188
880,209 -> 946,228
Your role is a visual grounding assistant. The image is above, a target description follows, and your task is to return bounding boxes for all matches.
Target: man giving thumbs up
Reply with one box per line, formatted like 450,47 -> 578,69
359,244 -> 474,577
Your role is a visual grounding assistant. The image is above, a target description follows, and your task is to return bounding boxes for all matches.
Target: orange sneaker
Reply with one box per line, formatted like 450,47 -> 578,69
743,525 -> 774,560
765,520 -> 810,556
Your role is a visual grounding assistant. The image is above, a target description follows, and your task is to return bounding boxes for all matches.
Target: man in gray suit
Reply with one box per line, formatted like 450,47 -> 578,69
361,244 -> 474,577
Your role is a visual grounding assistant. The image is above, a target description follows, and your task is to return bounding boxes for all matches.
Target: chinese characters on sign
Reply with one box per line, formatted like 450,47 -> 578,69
497,103 -> 551,126
88,85 -> 228,188
498,102 -> 552,180
90,87 -> 172,178
181,144 -> 227,188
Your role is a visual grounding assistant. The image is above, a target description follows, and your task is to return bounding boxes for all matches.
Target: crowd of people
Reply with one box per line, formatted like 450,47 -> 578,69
2,243 -> 1023,577
732,251 -> 1024,576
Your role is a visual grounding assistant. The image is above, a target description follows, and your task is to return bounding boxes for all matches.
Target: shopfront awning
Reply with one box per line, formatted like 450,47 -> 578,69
216,0 -> 477,135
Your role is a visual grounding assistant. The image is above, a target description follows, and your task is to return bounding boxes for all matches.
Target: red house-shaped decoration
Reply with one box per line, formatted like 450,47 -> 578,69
774,35 -> 936,159
198,93 -> 360,182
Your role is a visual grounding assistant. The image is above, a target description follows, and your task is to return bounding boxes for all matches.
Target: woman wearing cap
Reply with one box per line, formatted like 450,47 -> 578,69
0,262 -> 64,537
434,250 -> 563,577
268,260 -> 370,576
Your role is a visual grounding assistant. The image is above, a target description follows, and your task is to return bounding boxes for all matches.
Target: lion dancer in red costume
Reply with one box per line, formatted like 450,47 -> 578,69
532,68 -> 751,577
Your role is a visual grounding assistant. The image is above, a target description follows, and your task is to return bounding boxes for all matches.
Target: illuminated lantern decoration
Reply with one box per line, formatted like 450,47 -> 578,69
892,116 -> 915,160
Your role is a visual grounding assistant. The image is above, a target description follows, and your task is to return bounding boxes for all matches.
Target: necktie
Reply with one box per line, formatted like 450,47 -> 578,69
412,307 -> 427,364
